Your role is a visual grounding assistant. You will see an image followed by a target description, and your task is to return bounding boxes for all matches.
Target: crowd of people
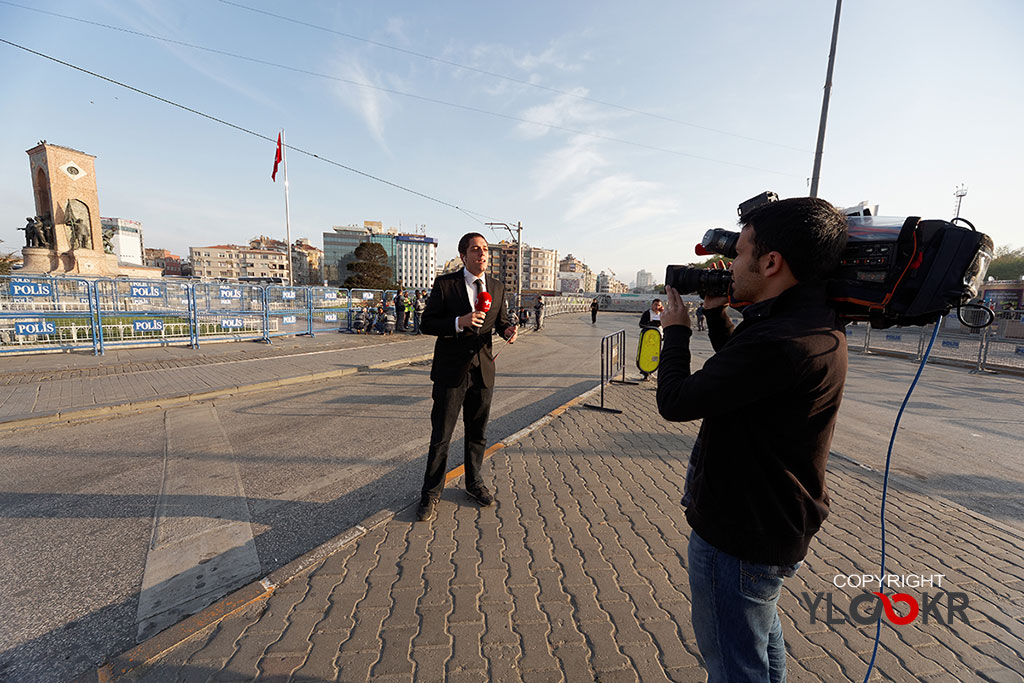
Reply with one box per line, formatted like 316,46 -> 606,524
349,289 -> 429,336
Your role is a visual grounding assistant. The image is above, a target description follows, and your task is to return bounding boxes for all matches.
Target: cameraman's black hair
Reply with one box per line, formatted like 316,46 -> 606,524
738,197 -> 848,282
458,232 -> 487,255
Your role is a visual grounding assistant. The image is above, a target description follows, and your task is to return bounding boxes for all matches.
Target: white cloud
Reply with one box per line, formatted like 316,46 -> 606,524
564,174 -> 679,229
532,135 -> 608,198
329,58 -> 393,151
384,17 -> 410,45
101,0 -> 278,110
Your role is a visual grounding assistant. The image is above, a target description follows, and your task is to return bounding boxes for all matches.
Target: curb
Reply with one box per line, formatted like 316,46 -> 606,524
0,352 -> 436,433
77,382 -> 602,682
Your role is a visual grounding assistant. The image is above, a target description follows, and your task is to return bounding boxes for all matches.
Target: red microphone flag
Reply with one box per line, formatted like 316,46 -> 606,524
271,133 -> 282,181
475,291 -> 492,312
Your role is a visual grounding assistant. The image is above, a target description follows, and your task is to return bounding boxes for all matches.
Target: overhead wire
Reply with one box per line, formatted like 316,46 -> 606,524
0,38 -> 500,224
216,0 -> 811,154
0,0 -> 802,178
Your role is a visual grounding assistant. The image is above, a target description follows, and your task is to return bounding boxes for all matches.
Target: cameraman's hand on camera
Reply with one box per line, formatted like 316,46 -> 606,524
662,286 -> 691,328
703,294 -> 729,310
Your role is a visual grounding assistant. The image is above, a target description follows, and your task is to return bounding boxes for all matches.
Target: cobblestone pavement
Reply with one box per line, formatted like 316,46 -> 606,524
129,382 -> 1024,682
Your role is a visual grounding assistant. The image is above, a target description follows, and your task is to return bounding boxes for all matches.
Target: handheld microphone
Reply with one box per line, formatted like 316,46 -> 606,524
475,291 -> 492,312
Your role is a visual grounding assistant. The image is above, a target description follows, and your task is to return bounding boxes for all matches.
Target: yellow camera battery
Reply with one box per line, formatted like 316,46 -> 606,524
636,327 -> 662,375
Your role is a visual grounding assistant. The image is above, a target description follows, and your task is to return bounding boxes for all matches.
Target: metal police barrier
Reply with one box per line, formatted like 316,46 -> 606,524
584,329 -> 636,413
922,313 -> 986,370
0,275 -> 99,354
191,282 -> 267,345
309,287 -> 350,334
540,295 -> 590,317
349,289 -> 385,333
265,285 -> 311,340
844,323 -> 870,353
983,310 -> 1024,372
864,325 -> 921,358
92,278 -> 196,351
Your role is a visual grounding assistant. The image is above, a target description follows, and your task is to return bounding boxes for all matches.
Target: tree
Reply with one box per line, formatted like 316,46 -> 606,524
344,242 -> 395,290
987,245 -> 1024,281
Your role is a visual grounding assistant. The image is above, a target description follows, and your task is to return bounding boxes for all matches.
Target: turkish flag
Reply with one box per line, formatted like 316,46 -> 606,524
271,133 -> 282,181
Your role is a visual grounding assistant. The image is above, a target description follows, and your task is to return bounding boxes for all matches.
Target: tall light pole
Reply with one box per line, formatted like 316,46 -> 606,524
954,185 -> 968,220
809,0 -> 842,198
485,222 -> 523,310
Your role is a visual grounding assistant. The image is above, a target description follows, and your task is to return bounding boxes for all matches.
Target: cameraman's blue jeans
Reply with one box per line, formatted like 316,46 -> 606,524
687,531 -> 800,683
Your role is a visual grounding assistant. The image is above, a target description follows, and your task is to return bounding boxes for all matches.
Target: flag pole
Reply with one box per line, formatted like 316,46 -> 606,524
282,128 -> 293,286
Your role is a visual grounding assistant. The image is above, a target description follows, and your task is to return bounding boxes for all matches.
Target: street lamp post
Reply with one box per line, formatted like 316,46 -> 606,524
485,222 -> 523,311
954,185 -> 968,220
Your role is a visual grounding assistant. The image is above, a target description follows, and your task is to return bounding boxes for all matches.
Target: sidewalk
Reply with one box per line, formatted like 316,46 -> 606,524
0,332 -> 439,427
114,381 -> 1024,682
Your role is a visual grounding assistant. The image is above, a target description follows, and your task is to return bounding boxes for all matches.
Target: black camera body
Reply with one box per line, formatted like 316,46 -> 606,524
666,195 -> 993,328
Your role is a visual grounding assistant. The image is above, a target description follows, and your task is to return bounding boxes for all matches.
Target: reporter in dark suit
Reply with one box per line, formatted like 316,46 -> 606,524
417,233 -> 518,522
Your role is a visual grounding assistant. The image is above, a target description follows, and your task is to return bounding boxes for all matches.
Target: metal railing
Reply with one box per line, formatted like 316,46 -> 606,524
584,329 -> 636,413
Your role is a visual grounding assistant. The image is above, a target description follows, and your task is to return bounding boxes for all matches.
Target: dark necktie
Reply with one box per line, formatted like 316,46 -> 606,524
473,279 -> 483,334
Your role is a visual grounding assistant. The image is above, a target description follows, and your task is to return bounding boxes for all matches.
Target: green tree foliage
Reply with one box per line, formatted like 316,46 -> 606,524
344,242 -> 395,290
687,255 -> 733,269
0,252 -> 16,276
987,245 -> 1024,281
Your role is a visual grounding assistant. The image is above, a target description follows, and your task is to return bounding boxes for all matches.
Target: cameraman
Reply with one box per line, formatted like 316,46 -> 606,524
657,197 -> 848,682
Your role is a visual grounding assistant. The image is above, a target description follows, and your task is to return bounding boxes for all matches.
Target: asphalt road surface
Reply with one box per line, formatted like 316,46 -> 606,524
1,313 -> 1021,682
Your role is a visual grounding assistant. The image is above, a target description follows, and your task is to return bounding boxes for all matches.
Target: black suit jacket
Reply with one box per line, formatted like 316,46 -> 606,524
420,270 -> 513,388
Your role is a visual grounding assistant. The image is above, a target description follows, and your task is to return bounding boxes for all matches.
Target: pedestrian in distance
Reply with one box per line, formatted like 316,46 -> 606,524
394,290 -> 406,333
413,290 -> 426,334
639,298 -> 664,329
591,298 -> 599,324
416,233 -> 518,522
533,297 -> 544,331
695,303 -> 705,331
656,196 -> 849,682
637,299 -> 664,381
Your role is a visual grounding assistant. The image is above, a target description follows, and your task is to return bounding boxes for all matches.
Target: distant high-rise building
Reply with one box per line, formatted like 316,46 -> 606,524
396,234 -> 438,292
559,254 -> 596,293
597,271 -> 628,293
323,221 -> 436,288
188,244 -> 290,280
635,269 -> 654,291
100,217 -> 145,265
143,248 -> 183,276
487,241 -> 558,297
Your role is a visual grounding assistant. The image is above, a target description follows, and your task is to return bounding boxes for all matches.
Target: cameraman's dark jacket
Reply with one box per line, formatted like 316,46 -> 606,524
657,283 -> 847,566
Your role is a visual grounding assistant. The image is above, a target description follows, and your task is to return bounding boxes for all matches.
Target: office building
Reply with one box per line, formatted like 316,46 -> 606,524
100,217 -> 145,265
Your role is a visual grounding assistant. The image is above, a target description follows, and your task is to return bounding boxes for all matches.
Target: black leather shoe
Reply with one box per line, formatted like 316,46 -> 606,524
416,493 -> 438,522
466,484 -> 494,507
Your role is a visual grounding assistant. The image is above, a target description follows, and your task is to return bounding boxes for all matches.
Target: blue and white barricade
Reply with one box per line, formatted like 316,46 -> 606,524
0,275 -> 99,354
265,285 -> 311,340
92,278 -> 196,351
309,287 -> 350,334
192,282 -> 267,344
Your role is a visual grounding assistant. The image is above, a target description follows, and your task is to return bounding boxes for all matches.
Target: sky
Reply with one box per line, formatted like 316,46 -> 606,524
1,0 -> 1022,285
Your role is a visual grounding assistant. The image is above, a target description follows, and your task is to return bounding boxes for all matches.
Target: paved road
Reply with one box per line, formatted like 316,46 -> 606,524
0,313 -> 662,683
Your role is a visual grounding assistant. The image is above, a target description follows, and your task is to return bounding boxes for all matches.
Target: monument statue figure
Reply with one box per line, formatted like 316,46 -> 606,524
20,216 -> 52,249
102,229 -> 114,255
64,199 -> 92,250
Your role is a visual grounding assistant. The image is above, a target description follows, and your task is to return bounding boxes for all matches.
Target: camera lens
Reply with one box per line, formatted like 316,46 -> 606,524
665,265 -> 733,298
701,229 -> 739,259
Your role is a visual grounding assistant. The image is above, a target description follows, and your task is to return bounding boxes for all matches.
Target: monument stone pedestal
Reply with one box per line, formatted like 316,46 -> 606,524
66,249 -> 120,277
19,247 -> 60,274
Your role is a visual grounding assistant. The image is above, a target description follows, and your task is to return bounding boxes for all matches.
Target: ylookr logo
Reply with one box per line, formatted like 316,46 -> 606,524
802,574 -> 970,627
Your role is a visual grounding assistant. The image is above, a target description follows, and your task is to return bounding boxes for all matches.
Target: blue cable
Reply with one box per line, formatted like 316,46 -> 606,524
862,320 -> 942,682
